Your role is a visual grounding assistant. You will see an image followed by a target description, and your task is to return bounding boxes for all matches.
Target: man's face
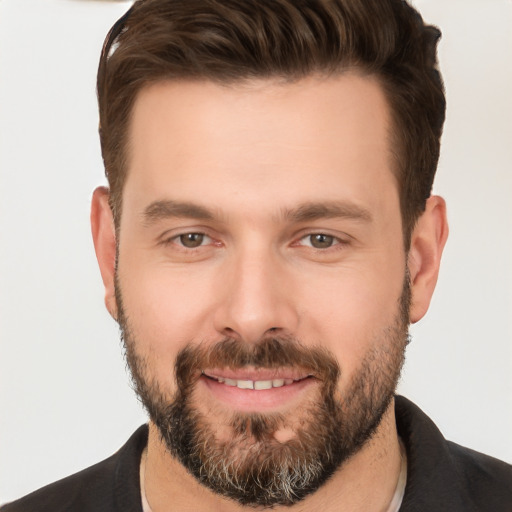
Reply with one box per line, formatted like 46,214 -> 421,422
115,74 -> 409,505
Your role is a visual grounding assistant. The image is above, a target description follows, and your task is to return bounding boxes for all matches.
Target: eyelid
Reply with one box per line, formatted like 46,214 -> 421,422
158,229 -> 215,248
157,227 -> 350,250
294,231 -> 351,249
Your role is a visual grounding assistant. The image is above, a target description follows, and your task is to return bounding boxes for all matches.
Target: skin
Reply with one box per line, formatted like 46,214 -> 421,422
91,73 -> 448,511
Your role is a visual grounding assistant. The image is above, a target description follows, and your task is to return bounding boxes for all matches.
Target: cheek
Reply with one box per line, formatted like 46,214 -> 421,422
296,262 -> 405,372
117,260 -> 220,381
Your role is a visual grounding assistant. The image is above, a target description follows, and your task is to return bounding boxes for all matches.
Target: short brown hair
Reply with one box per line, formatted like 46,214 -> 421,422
97,0 -> 445,244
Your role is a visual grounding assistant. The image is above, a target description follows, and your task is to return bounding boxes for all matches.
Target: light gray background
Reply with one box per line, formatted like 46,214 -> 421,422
1,0 -> 511,504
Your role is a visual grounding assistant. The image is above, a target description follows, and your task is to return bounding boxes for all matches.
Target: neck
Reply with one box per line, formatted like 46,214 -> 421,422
143,398 -> 403,512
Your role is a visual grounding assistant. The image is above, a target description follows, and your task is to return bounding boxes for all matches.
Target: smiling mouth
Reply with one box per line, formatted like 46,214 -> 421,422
201,372 -> 312,390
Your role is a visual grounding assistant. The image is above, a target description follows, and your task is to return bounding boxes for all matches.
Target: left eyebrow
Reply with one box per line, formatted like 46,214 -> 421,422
281,201 -> 373,223
142,200 -> 216,225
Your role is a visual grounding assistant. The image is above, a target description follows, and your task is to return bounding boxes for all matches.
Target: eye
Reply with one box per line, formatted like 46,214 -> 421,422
175,233 -> 211,248
300,233 -> 338,249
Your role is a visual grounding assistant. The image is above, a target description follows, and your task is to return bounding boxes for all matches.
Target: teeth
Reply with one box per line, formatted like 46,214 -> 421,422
211,376 -> 302,389
254,380 -> 272,390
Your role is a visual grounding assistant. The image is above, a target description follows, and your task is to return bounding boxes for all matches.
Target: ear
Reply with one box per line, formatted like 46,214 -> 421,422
91,186 -> 118,320
407,195 -> 449,323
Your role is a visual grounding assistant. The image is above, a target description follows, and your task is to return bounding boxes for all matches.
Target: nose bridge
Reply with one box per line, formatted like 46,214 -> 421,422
214,241 -> 298,342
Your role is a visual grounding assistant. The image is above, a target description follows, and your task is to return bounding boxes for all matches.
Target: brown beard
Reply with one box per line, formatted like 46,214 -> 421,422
116,275 -> 410,507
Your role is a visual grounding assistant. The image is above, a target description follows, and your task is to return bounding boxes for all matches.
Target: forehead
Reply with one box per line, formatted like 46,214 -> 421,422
124,74 -> 398,221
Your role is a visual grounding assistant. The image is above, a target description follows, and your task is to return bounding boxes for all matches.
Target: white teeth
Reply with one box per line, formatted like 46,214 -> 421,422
254,380 -> 273,390
212,376 -> 300,389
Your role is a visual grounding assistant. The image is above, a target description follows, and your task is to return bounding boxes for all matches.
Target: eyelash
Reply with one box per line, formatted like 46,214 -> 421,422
163,232 -> 214,249
162,231 -> 348,252
296,233 -> 347,250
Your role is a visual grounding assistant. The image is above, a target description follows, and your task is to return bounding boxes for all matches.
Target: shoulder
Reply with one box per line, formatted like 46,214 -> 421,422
1,455 -> 118,512
395,396 -> 512,511
446,440 -> 512,506
1,425 -> 148,512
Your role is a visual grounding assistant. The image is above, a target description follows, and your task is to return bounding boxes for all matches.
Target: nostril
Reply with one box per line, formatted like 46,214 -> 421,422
220,326 -> 243,341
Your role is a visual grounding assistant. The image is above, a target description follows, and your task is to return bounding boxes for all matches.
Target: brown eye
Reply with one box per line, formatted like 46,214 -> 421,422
309,234 -> 335,249
179,233 -> 205,248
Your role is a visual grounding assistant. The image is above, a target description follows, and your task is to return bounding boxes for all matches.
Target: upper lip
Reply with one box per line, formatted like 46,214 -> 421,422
202,367 -> 313,381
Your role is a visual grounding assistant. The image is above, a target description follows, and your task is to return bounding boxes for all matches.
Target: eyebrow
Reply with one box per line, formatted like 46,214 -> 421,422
143,200 -> 216,225
142,199 -> 372,225
281,201 -> 372,223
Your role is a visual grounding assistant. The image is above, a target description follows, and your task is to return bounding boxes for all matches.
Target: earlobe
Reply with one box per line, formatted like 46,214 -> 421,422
91,186 -> 118,321
408,195 -> 449,323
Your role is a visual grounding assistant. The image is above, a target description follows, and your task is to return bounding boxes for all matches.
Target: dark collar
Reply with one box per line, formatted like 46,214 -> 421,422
395,395 -> 512,511
113,424 -> 148,512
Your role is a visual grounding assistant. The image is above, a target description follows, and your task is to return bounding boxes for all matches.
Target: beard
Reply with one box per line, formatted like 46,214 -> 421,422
116,275 -> 410,508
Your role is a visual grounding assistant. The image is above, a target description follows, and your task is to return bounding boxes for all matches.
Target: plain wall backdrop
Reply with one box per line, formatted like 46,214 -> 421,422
0,0 -> 511,504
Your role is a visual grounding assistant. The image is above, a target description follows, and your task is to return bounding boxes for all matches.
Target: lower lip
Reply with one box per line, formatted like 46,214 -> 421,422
200,375 -> 316,412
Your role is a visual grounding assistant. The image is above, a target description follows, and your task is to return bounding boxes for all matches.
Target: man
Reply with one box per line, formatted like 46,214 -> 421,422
2,0 -> 511,511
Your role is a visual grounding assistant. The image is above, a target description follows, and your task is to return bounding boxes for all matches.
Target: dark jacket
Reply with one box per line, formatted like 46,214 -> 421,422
3,396 -> 512,511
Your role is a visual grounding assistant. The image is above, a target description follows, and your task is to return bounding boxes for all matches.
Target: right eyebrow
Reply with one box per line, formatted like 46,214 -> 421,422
142,200 -> 216,225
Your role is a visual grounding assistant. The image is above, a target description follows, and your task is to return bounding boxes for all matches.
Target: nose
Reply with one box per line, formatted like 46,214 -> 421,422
213,248 -> 299,343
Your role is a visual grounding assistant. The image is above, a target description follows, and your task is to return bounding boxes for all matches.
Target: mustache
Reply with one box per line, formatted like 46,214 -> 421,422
174,336 -> 341,390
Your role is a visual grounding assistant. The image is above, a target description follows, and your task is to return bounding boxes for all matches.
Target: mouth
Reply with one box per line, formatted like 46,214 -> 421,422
199,369 -> 316,411
202,372 -> 312,390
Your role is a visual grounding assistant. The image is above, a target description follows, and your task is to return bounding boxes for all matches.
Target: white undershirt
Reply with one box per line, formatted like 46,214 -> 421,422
386,438 -> 408,512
